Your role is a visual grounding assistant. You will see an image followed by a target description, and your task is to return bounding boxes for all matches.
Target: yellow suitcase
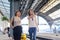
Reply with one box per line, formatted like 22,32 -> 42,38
21,34 -> 27,40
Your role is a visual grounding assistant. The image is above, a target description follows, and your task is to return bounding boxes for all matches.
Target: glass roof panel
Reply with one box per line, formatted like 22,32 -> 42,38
4,3 -> 10,7
54,20 -> 60,23
2,0 -> 9,3
0,6 -> 4,9
49,9 -> 60,19
40,0 -> 60,13
0,0 -> 10,19
0,0 -> 1,1
0,7 -> 5,9
0,4 -> 3,6
0,2 -> 2,4
4,6 -> 10,9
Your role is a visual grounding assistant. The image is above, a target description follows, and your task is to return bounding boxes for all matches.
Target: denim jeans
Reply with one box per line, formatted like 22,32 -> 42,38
29,27 -> 36,40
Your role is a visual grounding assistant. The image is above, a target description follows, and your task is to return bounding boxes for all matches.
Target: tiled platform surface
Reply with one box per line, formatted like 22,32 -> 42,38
0,34 -> 30,40
36,33 -> 60,40
0,33 -> 60,40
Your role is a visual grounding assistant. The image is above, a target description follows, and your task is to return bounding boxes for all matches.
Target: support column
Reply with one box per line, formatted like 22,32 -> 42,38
9,0 -> 20,18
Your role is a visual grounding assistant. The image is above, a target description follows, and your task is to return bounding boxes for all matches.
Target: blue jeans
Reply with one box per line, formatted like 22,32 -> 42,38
29,27 -> 36,40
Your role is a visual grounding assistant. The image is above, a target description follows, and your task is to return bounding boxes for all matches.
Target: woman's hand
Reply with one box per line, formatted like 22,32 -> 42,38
10,17 -> 14,29
37,27 -> 39,32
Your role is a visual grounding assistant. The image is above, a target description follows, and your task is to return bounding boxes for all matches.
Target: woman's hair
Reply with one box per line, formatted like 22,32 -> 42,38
28,9 -> 35,16
15,10 -> 22,16
28,10 -> 30,16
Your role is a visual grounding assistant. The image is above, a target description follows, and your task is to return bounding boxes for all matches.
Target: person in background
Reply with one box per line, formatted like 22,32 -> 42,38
5,27 -> 13,40
10,10 -> 22,40
28,9 -> 38,40
6,27 -> 10,37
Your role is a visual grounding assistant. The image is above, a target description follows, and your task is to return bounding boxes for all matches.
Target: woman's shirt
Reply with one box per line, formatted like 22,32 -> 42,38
28,16 -> 38,28
12,16 -> 21,28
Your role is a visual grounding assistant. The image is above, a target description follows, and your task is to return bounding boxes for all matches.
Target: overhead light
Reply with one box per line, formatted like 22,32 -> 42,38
21,2 -> 23,4
40,0 -> 60,13
49,9 -> 60,19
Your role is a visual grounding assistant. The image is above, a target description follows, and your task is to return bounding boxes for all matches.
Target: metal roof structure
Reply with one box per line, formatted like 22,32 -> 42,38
0,0 -> 60,26
0,0 -> 10,19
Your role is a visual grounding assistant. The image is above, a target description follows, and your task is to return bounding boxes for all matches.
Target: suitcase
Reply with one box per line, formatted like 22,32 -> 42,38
21,33 -> 27,40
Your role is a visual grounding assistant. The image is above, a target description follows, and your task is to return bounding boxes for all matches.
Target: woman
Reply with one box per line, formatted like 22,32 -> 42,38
28,9 -> 38,40
10,10 -> 22,40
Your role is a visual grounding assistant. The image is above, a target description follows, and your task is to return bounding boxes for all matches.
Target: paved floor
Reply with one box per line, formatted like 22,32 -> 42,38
36,33 -> 60,40
0,34 -> 9,40
0,33 -> 60,40
0,34 -> 30,40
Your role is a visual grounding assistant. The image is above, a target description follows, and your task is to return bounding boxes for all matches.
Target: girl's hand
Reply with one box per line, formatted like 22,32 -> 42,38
36,27 -> 39,32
